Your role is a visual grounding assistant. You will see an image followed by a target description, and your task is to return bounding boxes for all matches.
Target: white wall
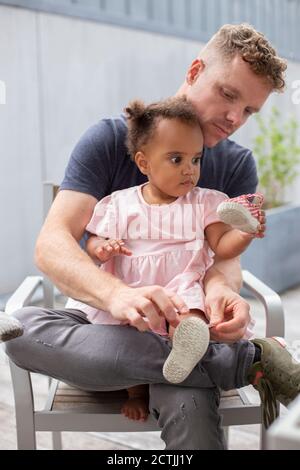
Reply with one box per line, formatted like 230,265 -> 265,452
0,4 -> 300,293
0,6 -> 43,294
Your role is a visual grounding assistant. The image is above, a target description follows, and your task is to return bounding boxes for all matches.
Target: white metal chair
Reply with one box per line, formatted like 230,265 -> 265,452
4,183 -> 285,450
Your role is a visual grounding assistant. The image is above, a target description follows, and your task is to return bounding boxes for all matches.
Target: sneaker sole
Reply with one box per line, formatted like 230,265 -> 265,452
0,314 -> 23,343
163,317 -> 209,384
217,201 -> 259,233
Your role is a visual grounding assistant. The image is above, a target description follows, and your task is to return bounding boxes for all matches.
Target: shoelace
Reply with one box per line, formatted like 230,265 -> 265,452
255,376 -> 279,428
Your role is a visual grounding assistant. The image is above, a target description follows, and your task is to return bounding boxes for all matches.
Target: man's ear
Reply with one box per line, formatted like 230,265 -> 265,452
135,151 -> 148,175
186,59 -> 205,85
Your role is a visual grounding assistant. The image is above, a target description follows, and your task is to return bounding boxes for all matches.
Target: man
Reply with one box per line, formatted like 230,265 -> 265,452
6,24 -> 289,449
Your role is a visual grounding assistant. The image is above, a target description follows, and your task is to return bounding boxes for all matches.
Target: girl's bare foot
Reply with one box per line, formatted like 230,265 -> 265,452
121,385 -> 149,421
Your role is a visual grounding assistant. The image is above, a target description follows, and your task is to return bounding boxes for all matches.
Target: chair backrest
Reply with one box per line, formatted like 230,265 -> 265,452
43,182 -> 60,219
42,183 -> 60,308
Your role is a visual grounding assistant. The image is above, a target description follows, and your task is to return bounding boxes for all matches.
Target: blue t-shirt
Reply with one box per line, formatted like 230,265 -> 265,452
60,114 -> 258,199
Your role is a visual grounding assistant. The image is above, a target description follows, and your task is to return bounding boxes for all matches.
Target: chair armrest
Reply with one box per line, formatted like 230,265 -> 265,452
5,276 -> 43,315
242,270 -> 285,338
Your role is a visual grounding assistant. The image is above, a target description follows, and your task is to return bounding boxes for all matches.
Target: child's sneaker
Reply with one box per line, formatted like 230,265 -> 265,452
0,312 -> 23,342
217,193 -> 264,233
163,316 -> 209,384
248,337 -> 300,428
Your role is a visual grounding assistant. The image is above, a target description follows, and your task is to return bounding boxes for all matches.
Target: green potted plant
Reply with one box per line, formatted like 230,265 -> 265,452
254,106 -> 300,208
241,106 -> 300,292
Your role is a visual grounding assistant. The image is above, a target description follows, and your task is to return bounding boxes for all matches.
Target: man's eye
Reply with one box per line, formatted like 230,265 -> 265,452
222,89 -> 234,100
170,156 -> 182,164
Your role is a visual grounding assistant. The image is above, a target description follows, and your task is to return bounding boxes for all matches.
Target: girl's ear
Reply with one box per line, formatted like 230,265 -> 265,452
135,151 -> 149,175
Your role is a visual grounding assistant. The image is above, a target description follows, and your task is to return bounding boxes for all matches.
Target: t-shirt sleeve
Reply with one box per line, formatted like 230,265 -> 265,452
202,190 -> 229,228
86,194 -> 118,239
60,120 -> 116,201
225,149 -> 258,197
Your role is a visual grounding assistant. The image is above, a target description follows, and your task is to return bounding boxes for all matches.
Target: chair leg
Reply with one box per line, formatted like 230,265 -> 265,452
260,424 -> 267,449
9,361 -> 36,449
16,416 -> 36,450
222,426 -> 229,447
17,429 -> 36,450
52,432 -> 63,450
260,402 -> 280,449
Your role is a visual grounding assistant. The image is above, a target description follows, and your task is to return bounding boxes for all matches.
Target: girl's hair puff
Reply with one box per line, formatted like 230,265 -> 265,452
124,96 -> 201,160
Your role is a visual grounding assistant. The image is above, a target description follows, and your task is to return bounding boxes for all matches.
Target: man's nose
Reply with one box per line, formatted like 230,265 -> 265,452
225,107 -> 244,128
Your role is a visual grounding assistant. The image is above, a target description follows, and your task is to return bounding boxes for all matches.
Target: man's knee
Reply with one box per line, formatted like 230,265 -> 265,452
10,306 -> 40,323
149,384 -> 225,450
150,383 -> 220,418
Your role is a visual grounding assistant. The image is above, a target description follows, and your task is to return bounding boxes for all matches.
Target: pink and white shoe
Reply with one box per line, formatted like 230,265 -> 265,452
217,193 -> 264,233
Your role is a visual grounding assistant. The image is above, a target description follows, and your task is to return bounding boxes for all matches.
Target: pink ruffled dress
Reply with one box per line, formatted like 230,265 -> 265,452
67,184 -> 255,337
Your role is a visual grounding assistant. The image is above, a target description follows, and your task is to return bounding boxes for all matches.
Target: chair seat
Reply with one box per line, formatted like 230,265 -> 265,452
40,381 -> 262,431
52,382 -> 129,413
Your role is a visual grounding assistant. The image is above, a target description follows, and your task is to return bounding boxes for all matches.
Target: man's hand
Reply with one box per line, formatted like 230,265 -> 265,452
205,284 -> 251,342
107,285 -> 189,332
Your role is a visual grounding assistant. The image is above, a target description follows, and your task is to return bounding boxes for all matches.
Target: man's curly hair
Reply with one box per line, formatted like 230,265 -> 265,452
202,23 -> 287,92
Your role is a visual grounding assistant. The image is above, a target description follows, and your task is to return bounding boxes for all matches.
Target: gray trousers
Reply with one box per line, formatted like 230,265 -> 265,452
5,307 -> 255,450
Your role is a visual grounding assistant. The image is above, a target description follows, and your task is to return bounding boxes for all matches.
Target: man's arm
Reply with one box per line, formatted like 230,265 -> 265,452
35,190 -> 122,307
35,190 -> 184,330
204,255 -> 243,294
203,256 -> 251,342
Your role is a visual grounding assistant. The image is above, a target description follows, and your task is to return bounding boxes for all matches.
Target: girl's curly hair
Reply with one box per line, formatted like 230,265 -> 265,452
124,96 -> 201,159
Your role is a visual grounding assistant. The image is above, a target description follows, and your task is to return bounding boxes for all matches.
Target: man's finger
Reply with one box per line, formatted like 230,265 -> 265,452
126,310 -> 150,332
137,299 -> 162,330
214,306 -> 249,333
165,290 -> 189,315
206,300 -> 225,327
147,287 -> 180,327
213,317 -> 245,333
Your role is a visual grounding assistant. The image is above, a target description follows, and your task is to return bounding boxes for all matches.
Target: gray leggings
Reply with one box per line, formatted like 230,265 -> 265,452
6,307 -> 255,450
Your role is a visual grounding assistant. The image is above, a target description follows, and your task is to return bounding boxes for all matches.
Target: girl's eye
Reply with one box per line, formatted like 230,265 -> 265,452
192,157 -> 201,165
170,156 -> 182,164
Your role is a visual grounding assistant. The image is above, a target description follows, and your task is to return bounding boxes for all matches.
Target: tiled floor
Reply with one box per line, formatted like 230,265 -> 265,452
1,283 -> 299,450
